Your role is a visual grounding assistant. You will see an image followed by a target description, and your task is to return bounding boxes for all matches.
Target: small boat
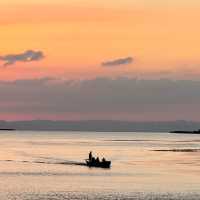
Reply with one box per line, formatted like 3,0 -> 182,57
85,159 -> 111,168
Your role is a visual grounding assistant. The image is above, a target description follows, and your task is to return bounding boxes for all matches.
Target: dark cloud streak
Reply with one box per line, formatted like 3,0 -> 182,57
102,57 -> 133,67
0,50 -> 44,66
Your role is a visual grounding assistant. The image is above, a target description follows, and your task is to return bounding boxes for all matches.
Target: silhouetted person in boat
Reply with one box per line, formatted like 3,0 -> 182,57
89,151 -> 92,161
92,157 -> 95,163
96,157 -> 100,163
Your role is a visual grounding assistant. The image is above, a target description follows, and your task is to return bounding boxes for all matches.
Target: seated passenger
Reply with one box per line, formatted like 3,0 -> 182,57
92,157 -> 95,163
96,157 -> 100,163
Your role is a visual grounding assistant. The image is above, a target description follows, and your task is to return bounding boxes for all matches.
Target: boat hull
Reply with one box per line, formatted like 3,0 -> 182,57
86,160 -> 111,168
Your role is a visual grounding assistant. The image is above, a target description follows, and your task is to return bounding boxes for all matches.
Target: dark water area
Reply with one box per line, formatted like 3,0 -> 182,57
0,131 -> 200,199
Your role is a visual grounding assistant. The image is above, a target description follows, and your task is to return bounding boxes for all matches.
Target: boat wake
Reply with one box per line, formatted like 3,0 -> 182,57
0,158 -> 86,166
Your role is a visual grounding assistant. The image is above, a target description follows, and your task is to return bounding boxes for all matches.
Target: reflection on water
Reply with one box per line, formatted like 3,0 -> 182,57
5,191 -> 200,200
0,131 -> 200,199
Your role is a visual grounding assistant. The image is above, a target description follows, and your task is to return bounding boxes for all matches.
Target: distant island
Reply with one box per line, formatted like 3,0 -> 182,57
170,129 -> 200,134
0,129 -> 16,131
0,120 -> 200,132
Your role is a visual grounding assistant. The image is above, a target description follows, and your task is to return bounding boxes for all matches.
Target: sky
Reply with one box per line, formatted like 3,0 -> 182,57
0,0 -> 200,121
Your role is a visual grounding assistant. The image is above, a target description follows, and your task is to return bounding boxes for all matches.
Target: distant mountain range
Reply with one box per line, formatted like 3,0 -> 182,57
0,120 -> 199,132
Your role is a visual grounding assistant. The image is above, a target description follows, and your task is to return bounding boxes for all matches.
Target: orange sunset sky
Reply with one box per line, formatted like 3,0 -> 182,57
0,0 -> 200,121
1,0 -> 200,80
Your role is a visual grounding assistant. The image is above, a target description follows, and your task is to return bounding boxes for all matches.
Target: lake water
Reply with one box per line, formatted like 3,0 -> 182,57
0,131 -> 200,199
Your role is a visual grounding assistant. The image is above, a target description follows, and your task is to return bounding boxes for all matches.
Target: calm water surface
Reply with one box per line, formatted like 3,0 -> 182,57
0,131 -> 200,199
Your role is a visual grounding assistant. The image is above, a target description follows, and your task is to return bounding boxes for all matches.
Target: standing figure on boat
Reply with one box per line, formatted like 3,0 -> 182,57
89,151 -> 92,161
